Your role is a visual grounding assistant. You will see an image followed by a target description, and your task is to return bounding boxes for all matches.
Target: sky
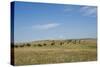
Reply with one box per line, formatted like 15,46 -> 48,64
13,1 -> 97,43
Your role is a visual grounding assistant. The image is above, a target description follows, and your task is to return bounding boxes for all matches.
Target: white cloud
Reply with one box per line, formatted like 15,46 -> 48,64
32,23 -> 60,30
80,6 -> 97,17
63,8 -> 72,12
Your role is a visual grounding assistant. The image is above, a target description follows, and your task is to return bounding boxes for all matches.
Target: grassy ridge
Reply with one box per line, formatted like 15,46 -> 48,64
12,39 -> 97,66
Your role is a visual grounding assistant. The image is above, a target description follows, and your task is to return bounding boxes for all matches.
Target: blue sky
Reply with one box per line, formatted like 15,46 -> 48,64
13,1 -> 97,43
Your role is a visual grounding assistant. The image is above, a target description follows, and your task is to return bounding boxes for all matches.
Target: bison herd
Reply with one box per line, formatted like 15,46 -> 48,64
12,40 -> 84,48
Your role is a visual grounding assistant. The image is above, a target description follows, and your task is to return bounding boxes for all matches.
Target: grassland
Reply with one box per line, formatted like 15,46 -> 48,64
11,39 -> 97,66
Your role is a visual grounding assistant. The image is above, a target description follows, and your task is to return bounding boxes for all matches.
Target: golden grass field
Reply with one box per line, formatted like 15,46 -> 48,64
11,39 -> 97,66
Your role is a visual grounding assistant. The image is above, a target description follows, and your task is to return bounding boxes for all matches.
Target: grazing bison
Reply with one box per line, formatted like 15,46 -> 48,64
14,45 -> 18,48
26,43 -> 31,47
43,43 -> 47,46
38,44 -> 42,47
60,42 -> 63,45
19,45 -> 24,47
51,42 -> 55,46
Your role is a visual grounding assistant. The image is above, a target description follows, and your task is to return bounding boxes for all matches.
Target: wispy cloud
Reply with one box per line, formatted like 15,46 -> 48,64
32,23 -> 60,30
63,8 -> 72,12
80,6 -> 97,17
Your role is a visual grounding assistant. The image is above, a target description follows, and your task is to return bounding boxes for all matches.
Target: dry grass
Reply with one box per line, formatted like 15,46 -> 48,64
12,39 -> 97,66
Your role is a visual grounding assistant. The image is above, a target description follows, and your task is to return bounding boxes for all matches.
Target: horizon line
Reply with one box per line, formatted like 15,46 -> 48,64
14,37 -> 97,44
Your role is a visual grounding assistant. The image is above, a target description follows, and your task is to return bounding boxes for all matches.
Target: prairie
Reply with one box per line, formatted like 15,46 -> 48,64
11,39 -> 97,66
